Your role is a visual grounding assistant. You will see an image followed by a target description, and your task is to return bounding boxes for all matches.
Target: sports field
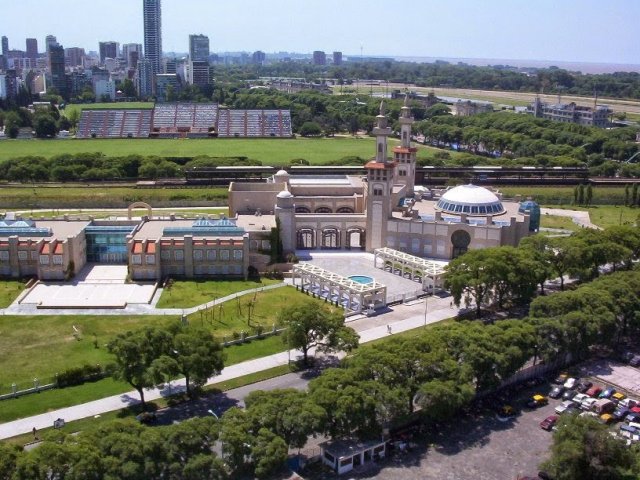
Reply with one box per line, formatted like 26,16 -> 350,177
0,136 -> 430,165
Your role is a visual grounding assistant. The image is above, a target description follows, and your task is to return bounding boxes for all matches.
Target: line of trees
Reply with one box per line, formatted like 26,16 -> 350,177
445,225 -> 640,317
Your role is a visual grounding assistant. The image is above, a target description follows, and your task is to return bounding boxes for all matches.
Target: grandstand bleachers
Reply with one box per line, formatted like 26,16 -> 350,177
75,103 -> 291,139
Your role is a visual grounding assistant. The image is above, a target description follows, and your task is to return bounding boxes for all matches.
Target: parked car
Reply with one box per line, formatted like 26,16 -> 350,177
599,388 -> 616,399
629,355 -> 640,367
562,390 -> 577,401
626,412 -> 640,423
527,394 -> 549,408
593,399 -> 616,415
576,381 -> 593,393
613,406 -> 630,421
600,413 -> 615,424
612,392 -> 626,402
553,373 -> 569,384
563,377 -> 578,389
619,398 -> 638,409
540,415 -> 559,431
556,400 -> 577,415
586,385 -> 603,398
572,393 -> 589,406
581,397 -> 598,411
549,386 -> 564,399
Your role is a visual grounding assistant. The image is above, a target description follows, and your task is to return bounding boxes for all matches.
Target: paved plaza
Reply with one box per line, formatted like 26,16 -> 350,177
19,264 -> 157,309
579,359 -> 640,396
297,251 -> 446,302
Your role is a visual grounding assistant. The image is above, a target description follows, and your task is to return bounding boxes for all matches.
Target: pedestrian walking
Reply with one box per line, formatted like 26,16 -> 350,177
387,324 -> 392,334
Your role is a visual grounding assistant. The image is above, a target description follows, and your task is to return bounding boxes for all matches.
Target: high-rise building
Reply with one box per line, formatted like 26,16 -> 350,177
156,73 -> 179,102
136,57 -> 154,98
65,47 -> 86,68
99,41 -> 118,64
313,50 -> 326,65
143,0 -> 162,76
252,51 -> 266,65
1,36 -> 8,57
332,51 -> 343,65
122,43 -> 143,68
26,38 -> 38,61
189,34 -> 209,62
45,35 -> 57,52
188,60 -> 210,88
48,43 -> 68,99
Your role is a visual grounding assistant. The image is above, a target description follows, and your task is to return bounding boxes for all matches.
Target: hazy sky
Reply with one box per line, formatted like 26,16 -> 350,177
1,0 -> 638,64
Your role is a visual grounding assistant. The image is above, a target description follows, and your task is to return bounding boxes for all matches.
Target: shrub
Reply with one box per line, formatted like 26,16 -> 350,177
56,364 -> 104,388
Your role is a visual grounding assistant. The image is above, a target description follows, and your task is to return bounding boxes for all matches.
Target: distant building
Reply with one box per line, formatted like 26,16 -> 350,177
26,38 -> 38,61
252,50 -> 266,65
65,47 -> 86,68
122,43 -> 143,69
48,43 -> 68,99
188,60 -> 210,88
45,35 -> 57,52
1,36 -> 8,70
267,78 -> 330,94
3,70 -> 18,104
99,41 -> 118,64
163,58 -> 176,74
136,57 -> 154,98
529,97 -> 611,128
143,0 -> 163,76
454,99 -> 493,116
68,71 -> 89,98
313,50 -> 326,65
155,73 -> 179,102
95,79 -> 116,101
189,34 -> 209,62
332,51 -> 343,65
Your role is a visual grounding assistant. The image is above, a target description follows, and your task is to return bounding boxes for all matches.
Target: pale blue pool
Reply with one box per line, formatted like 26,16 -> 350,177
348,275 -> 374,285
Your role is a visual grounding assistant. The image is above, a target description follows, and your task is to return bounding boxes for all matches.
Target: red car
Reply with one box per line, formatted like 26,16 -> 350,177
630,406 -> 640,414
540,415 -> 559,431
586,386 -> 603,398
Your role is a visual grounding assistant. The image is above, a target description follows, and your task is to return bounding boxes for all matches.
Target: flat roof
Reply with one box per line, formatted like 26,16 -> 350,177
320,438 -> 386,459
134,217 -> 275,240
289,175 -> 352,186
19,220 -> 91,241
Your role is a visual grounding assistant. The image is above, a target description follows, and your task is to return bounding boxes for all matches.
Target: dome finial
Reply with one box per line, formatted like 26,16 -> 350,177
379,100 -> 386,116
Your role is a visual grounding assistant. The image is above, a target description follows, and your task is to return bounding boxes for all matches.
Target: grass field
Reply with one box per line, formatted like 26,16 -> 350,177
499,185 -> 627,206
0,286 -> 319,390
0,281 -> 26,308
156,278 -> 282,308
563,205 -> 639,228
0,186 -> 229,209
539,214 -> 581,231
0,136 -> 421,165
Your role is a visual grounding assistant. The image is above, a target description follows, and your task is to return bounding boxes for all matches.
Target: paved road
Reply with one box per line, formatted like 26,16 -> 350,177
0,294 -> 457,440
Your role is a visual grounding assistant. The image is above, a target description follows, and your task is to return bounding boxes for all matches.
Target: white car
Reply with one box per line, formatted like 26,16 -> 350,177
572,393 -> 589,406
620,398 -> 639,409
581,397 -> 598,411
555,400 -> 576,414
564,377 -> 577,389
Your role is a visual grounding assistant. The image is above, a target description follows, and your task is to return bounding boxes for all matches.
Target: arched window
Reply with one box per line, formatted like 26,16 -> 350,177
336,207 -> 354,214
295,206 -> 311,213
321,228 -> 339,249
315,207 -> 332,214
296,229 -> 315,249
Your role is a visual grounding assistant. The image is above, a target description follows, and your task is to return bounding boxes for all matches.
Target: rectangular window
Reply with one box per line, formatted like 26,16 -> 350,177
193,250 -> 203,261
207,249 -> 217,261
220,250 -> 230,261
423,239 -> 433,255
261,240 -> 270,251
0,251 -> 9,261
208,265 -> 217,275
160,250 -> 170,260
18,251 -> 28,261
411,238 -> 420,253
131,254 -> 142,265
53,255 -> 63,265
145,255 -> 155,265
437,239 -> 445,255
221,265 -> 229,274
175,250 -> 184,261
39,255 -> 50,265
233,249 -> 243,260
250,240 -> 259,251
31,251 -> 38,260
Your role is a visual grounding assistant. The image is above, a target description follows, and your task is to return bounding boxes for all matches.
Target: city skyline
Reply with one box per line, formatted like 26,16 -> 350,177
0,0 -> 638,66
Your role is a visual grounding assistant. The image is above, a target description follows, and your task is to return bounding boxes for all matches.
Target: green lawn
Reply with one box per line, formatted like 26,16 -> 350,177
0,136 -> 412,165
499,186 -> 627,206
539,214 -> 581,231
562,205 -> 639,228
156,278 -> 282,308
0,186 -> 229,209
0,281 -> 26,308
0,286 -> 319,390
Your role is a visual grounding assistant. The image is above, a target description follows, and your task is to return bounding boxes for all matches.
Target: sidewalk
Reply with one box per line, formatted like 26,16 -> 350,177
0,295 -> 456,440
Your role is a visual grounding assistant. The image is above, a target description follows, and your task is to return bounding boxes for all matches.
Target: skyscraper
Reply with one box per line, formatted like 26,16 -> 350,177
333,51 -> 343,66
189,34 -> 209,62
123,43 -> 143,68
136,57 -> 154,98
99,41 -> 118,64
143,0 -> 162,76
26,38 -> 38,61
49,43 -> 68,99
313,51 -> 326,65
65,47 -> 86,68
1,36 -> 8,57
45,35 -> 57,52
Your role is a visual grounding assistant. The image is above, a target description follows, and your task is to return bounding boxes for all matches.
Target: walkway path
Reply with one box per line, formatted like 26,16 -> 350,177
540,207 -> 600,229
0,295 -> 456,440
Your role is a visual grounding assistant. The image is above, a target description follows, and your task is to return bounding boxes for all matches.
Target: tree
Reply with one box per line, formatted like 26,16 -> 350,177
299,121 -> 322,136
585,184 -> 593,206
279,300 -> 359,365
107,326 -> 173,409
162,324 -> 225,397
3,111 -> 21,139
251,428 -> 288,479
33,113 -> 58,138
121,78 -> 138,98
219,408 -> 253,473
0,443 -> 20,480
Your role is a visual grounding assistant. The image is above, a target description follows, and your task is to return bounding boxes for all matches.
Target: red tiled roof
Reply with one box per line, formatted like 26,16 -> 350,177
53,243 -> 64,254
132,241 -> 143,254
41,243 -> 51,254
393,146 -> 417,153
365,160 -> 396,170
146,243 -> 156,254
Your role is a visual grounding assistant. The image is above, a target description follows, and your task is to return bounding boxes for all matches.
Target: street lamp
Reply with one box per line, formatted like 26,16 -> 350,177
423,295 -> 428,328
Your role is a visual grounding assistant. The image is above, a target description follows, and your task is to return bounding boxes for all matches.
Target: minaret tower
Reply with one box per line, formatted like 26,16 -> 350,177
393,94 -> 417,195
365,101 -> 396,251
